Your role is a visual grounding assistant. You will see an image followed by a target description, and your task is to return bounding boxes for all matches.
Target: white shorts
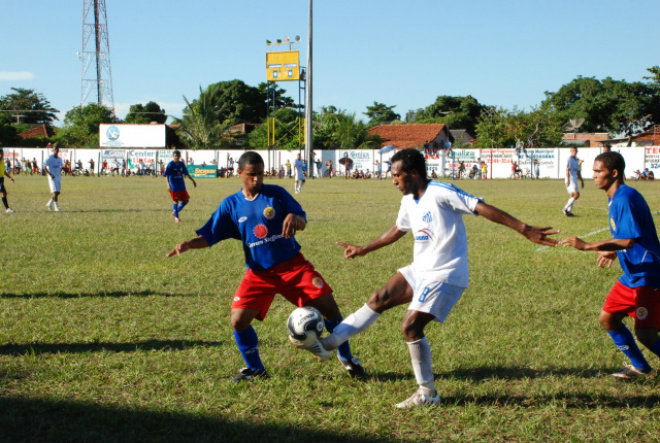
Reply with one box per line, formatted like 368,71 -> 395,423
566,180 -> 578,194
48,176 -> 61,193
398,266 -> 465,323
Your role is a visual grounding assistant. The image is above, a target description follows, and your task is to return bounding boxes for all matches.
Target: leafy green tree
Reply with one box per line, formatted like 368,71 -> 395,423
0,87 -> 59,125
364,102 -> 400,126
175,89 -> 230,149
474,106 -> 563,149
0,112 -> 17,146
125,101 -> 167,124
407,95 -> 487,134
54,103 -> 117,148
245,108 -> 302,150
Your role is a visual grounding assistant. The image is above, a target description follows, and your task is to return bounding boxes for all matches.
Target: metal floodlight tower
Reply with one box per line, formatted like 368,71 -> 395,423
80,0 -> 115,112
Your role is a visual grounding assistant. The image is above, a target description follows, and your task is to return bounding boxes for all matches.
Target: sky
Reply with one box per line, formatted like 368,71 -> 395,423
1,0 -> 659,126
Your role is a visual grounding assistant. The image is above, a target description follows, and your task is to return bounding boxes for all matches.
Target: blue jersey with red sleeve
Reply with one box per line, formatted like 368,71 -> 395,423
196,184 -> 306,271
609,184 -> 660,288
164,161 -> 189,192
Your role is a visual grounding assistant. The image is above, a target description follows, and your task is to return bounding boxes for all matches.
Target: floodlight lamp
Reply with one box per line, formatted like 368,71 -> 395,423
295,35 -> 301,42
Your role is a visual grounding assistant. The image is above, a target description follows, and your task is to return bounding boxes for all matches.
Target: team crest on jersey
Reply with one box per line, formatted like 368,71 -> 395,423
610,218 -> 616,231
263,207 -> 276,220
254,224 -> 268,239
312,277 -> 324,288
422,211 -> 432,223
636,306 -> 649,320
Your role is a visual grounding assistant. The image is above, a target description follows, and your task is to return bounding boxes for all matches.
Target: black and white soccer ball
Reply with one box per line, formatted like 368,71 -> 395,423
287,306 -> 324,347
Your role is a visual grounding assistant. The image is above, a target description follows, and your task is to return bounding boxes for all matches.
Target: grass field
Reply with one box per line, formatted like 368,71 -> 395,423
1,173 -> 660,442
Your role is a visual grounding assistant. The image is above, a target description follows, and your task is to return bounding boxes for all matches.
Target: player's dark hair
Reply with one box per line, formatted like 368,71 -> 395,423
172,150 -> 181,157
595,151 -> 625,179
238,151 -> 264,170
391,148 -> 427,178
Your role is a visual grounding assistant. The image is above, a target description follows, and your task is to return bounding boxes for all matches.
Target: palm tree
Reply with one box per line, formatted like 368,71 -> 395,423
175,88 -> 229,149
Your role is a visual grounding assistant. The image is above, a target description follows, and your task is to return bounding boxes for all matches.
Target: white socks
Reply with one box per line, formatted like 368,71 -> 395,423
407,337 -> 436,394
564,197 -> 576,212
321,304 -> 380,350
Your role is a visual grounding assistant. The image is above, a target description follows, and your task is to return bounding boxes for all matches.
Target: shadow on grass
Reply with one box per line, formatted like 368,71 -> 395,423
0,290 -> 190,299
0,339 -> 223,356
0,396 -> 389,443
440,392 -> 660,409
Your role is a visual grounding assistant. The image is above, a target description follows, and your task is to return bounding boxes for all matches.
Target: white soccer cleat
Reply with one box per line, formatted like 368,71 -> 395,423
612,362 -> 651,380
395,388 -> 440,409
5,208 -> 15,213
289,336 -> 334,362
54,205 -> 60,212
46,202 -> 52,211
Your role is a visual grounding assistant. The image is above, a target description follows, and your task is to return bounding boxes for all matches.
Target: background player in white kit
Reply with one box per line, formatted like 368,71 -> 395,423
293,153 -> 305,194
301,148 -> 558,408
44,144 -> 64,211
562,146 -> 584,216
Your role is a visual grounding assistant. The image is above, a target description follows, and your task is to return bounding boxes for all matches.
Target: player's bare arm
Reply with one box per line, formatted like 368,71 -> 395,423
166,236 -> 210,257
187,175 -> 197,188
474,201 -> 559,246
559,236 -> 634,252
282,213 -> 306,238
5,171 -> 14,182
337,224 -> 407,259
45,166 -> 55,179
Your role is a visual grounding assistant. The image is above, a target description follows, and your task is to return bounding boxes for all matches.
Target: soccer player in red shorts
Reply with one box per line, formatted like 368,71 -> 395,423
167,151 -> 364,382
163,150 -> 196,222
562,151 -> 660,379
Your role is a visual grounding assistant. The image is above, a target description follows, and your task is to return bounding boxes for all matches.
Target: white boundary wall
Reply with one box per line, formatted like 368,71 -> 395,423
1,146 -> 658,179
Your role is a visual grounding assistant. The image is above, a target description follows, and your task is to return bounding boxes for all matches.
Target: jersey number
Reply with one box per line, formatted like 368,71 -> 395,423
418,287 -> 431,303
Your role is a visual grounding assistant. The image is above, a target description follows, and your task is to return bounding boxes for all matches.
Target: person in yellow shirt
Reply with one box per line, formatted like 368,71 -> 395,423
480,159 -> 488,180
0,148 -> 16,213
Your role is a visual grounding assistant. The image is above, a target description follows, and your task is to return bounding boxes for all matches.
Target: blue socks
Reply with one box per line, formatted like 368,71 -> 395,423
172,203 -> 179,218
234,326 -> 264,371
177,200 -> 188,213
607,325 -> 652,372
325,316 -> 355,362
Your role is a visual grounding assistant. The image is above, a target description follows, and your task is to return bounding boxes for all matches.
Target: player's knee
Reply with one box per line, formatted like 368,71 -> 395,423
400,316 -> 424,341
598,311 -> 617,330
230,313 -> 253,331
367,288 -> 390,313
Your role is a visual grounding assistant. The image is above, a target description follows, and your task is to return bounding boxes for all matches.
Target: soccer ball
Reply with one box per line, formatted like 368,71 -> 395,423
287,306 -> 324,347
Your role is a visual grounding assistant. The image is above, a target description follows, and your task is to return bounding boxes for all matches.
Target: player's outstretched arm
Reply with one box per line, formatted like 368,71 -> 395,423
337,224 -> 407,259
166,236 -> 209,257
474,202 -> 559,246
559,236 -> 634,252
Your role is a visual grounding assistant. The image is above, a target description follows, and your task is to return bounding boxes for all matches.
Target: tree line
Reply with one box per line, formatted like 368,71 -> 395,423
1,66 -> 659,149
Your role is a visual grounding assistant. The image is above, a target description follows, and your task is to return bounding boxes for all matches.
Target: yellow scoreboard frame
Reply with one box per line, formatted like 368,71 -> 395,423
266,51 -> 300,82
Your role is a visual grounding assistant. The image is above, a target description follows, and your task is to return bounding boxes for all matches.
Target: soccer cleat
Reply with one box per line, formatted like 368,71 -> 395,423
175,217 -> 181,223
395,388 -> 440,409
566,211 -> 575,217
612,362 -> 651,380
289,336 -> 334,362
5,208 -> 15,213
46,202 -> 52,211
562,208 -> 568,216
231,367 -> 269,383
338,356 -> 366,379
54,206 -> 60,212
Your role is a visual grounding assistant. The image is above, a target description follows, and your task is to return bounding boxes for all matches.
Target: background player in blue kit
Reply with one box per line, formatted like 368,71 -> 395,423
166,151 -> 364,382
561,151 -> 660,379
164,150 -> 196,222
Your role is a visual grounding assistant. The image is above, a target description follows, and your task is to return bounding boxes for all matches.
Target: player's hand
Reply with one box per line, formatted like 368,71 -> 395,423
581,181 -> 585,189
596,250 -> 617,268
565,180 -> 569,188
522,226 -> 559,246
559,236 -> 587,250
336,242 -> 366,259
282,213 -> 300,238
166,241 -> 190,258
193,181 -> 197,188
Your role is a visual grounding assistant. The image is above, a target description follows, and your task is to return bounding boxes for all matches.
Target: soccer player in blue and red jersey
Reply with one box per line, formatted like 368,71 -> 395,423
164,150 -> 196,222
166,151 -> 364,382
562,151 -> 660,379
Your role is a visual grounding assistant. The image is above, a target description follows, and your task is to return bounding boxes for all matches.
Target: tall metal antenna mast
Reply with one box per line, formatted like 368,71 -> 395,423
80,0 -> 114,113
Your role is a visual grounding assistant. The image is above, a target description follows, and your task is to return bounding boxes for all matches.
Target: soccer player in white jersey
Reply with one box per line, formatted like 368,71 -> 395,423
562,146 -> 584,216
300,148 -> 558,408
44,144 -> 64,211
293,153 -> 305,194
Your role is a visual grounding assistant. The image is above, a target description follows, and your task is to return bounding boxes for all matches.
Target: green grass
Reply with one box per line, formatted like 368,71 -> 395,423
1,174 -> 660,442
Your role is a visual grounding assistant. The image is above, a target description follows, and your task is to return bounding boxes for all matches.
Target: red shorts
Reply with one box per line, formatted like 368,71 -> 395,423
603,281 -> 660,329
170,190 -> 190,202
232,253 -> 332,321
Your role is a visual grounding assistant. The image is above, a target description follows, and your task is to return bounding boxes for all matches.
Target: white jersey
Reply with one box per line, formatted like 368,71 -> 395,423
396,180 -> 482,288
294,159 -> 305,180
44,155 -> 63,177
566,156 -> 580,183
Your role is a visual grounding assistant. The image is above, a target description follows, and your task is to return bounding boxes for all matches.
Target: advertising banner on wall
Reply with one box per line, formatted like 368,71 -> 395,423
100,124 -> 166,148
187,164 -> 218,178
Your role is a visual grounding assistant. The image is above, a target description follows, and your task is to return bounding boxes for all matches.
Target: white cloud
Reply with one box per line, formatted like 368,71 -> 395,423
0,71 -> 35,81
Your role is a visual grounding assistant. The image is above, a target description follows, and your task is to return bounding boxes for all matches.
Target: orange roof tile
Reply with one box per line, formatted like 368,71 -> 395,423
368,124 -> 448,150
632,125 -> 660,145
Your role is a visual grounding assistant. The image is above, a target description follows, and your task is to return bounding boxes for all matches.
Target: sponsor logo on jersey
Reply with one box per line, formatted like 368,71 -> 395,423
312,277 -> 324,288
610,218 -> 616,232
422,211 -> 432,223
234,296 -> 240,301
238,216 -> 247,223
414,228 -> 434,242
263,206 -> 276,220
254,224 -> 268,239
637,306 -> 649,320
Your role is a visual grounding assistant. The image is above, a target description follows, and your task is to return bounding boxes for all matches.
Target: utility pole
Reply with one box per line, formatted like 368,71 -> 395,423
305,0 -> 313,177
80,0 -> 115,113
